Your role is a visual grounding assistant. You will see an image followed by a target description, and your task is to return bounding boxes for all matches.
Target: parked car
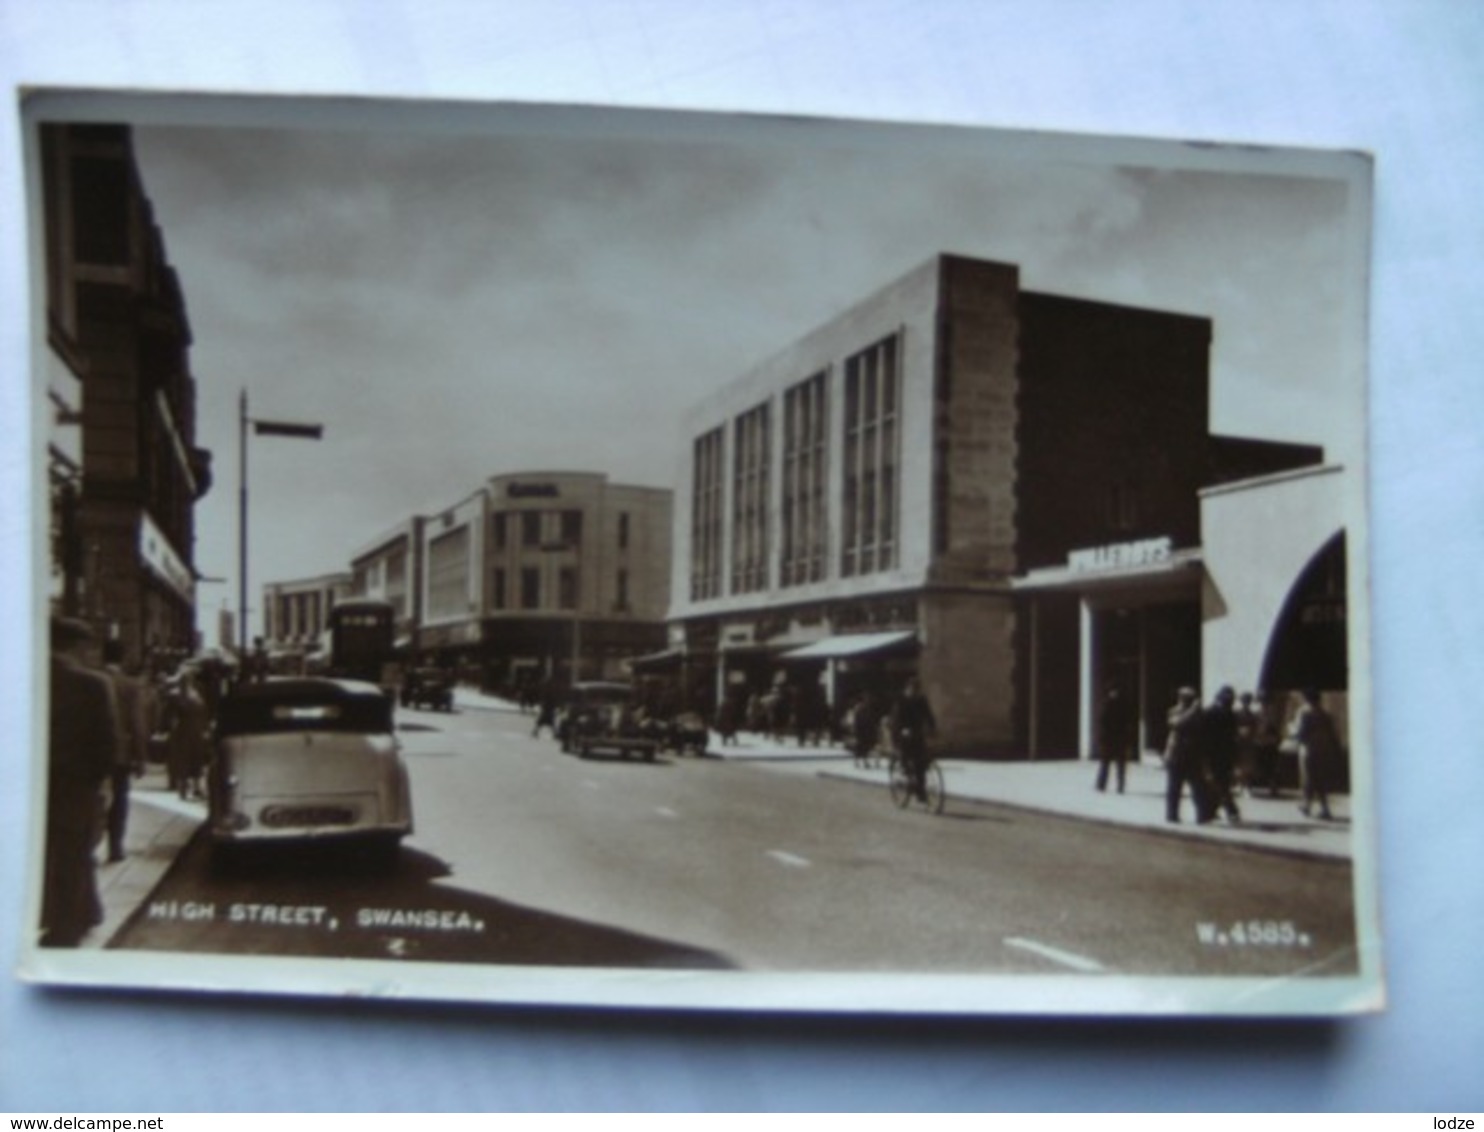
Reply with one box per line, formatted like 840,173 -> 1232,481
401,666 -> 455,711
557,681 -> 664,761
208,677 -> 413,869
665,710 -> 710,756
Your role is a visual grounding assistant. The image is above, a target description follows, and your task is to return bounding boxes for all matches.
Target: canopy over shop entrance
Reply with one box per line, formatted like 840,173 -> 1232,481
779,630 -> 917,660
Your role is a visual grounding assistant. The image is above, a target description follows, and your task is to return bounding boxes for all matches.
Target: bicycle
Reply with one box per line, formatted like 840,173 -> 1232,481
887,749 -> 946,815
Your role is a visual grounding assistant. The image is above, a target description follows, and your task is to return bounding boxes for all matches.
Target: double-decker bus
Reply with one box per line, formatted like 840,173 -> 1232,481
326,599 -> 397,691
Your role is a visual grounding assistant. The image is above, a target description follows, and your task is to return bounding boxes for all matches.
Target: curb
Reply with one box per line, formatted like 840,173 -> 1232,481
815,768 -> 1352,865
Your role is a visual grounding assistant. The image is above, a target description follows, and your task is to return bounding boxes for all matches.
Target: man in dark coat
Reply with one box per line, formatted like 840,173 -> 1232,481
1201,685 -> 1242,824
101,638 -> 151,863
1164,686 -> 1204,824
42,617 -> 120,947
891,678 -> 937,801
1094,686 -> 1135,793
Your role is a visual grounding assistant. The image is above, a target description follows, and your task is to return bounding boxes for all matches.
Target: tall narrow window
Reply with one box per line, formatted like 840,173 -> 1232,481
690,427 -> 724,601
491,512 -> 508,551
731,402 -> 771,593
428,528 -> 471,618
520,567 -> 540,610
560,509 -> 583,549
521,511 -> 541,548
618,512 -> 630,550
781,371 -> 829,587
841,334 -> 901,577
558,566 -> 578,610
616,568 -> 630,611
492,567 -> 507,610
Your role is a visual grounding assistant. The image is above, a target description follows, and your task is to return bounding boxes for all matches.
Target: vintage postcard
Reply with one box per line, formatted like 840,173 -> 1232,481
17,89 -> 1379,1014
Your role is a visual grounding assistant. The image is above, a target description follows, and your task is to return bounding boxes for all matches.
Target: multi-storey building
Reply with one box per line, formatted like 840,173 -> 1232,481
261,571 -> 352,660
416,488 -> 489,663
41,123 -> 212,667
670,253 -> 1323,756
474,472 -> 670,690
349,517 -> 425,649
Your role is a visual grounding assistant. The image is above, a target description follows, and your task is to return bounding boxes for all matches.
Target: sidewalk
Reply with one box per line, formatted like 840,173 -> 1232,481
453,688 -> 1350,861
87,767 -> 205,950
704,732 -> 1353,862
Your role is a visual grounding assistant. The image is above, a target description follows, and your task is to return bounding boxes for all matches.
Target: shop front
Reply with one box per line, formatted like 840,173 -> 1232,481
1014,535 -> 1204,759
682,593 -> 924,739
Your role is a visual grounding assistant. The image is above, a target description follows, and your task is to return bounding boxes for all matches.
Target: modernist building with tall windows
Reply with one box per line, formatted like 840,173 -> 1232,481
350,516 -> 426,649
476,472 -> 671,691
40,123 -> 212,667
390,472 -> 672,691
669,253 -> 1325,756
259,471 -> 672,692
261,571 -> 352,661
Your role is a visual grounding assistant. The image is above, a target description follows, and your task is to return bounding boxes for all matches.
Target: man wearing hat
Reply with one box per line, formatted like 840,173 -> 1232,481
42,616 -> 120,947
1163,685 -> 1206,824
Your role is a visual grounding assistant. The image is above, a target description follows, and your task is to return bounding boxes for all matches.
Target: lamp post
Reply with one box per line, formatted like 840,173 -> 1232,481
238,388 -> 324,656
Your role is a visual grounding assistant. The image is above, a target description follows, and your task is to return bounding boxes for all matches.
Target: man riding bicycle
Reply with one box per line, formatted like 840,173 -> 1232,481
891,678 -> 937,802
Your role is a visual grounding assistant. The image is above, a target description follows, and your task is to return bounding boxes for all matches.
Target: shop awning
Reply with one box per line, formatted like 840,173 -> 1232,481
779,630 -> 917,660
627,647 -> 685,671
1011,547 -> 1203,596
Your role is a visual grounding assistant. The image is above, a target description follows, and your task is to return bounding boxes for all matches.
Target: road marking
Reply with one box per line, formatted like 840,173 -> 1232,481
766,849 -> 812,869
655,806 -> 679,819
582,780 -> 601,791
1003,936 -> 1106,973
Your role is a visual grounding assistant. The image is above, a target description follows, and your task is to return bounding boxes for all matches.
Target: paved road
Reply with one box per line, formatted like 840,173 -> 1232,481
111,702 -> 1358,978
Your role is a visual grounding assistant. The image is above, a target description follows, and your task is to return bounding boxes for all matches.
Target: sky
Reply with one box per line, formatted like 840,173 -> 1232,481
125,104 -> 1365,642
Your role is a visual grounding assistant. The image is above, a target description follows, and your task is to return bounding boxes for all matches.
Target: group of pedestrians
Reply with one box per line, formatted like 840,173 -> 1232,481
41,615 -> 242,948
1094,681 -> 1342,825
714,683 -> 832,748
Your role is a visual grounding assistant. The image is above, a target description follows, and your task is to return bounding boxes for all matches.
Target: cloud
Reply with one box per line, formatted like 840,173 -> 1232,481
130,115 -> 1361,625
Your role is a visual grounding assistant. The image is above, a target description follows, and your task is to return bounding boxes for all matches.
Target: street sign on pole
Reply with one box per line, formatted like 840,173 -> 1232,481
253,420 -> 324,439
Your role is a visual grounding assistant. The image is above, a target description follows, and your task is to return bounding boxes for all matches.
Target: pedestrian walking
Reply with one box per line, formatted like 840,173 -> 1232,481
1201,685 -> 1242,824
1289,688 -> 1340,820
101,638 -> 150,863
42,617 -> 119,947
531,687 -> 558,739
163,669 -> 211,800
850,691 -> 881,768
1163,686 -> 1205,824
715,694 -> 740,746
1094,686 -> 1134,793
1233,691 -> 1261,796
1253,689 -> 1286,796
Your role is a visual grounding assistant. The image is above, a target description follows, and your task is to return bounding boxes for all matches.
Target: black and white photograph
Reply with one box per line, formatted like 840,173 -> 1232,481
19,89 -> 1378,1016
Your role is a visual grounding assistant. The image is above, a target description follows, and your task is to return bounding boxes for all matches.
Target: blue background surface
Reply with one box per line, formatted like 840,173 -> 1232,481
2,0 -> 1481,1112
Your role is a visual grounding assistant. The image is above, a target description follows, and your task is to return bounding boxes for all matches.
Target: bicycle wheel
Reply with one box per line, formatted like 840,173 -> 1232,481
887,757 -> 912,808
922,760 -> 946,815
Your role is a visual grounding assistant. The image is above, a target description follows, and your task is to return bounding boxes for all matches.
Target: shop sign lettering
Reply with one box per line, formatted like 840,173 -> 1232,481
137,514 -> 195,601
1068,536 -> 1172,573
507,482 -> 559,498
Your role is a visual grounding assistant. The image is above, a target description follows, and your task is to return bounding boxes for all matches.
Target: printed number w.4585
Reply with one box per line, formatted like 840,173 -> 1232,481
1196,920 -> 1311,947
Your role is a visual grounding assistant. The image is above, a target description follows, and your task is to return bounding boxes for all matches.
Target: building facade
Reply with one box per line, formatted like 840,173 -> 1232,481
41,123 -> 212,668
261,571 -> 353,663
670,254 -> 1322,755
350,517 -> 426,649
416,489 -> 489,661
475,472 -> 671,691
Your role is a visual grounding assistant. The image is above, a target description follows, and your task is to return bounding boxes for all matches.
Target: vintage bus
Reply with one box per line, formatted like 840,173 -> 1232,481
326,599 -> 398,692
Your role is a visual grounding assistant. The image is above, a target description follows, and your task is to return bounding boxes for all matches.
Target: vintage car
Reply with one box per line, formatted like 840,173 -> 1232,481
665,709 -> 710,756
401,666 -> 455,711
557,681 -> 664,761
208,677 -> 413,869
